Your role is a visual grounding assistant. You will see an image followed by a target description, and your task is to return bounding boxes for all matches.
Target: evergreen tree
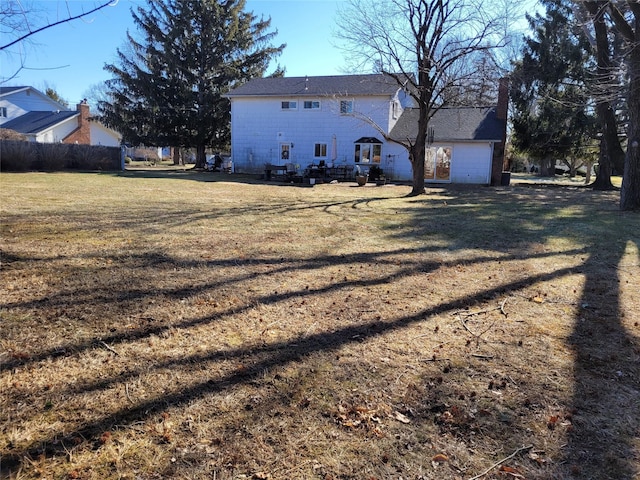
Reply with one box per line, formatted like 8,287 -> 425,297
510,0 -> 598,177
44,87 -> 69,108
99,0 -> 284,168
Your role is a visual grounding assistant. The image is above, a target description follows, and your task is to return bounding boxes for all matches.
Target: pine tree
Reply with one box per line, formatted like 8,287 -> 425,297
99,0 -> 284,168
510,0 -> 598,177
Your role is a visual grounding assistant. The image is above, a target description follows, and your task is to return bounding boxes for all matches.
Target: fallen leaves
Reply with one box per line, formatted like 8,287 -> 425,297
499,465 -> 525,478
393,411 -> 411,424
334,401 -> 413,437
432,453 -> 449,463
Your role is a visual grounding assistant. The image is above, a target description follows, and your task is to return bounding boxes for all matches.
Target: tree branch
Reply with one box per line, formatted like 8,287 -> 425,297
1,0 -> 118,51
607,2 -> 636,42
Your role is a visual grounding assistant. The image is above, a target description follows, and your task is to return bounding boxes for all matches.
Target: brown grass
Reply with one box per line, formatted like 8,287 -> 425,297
1,171 -> 639,480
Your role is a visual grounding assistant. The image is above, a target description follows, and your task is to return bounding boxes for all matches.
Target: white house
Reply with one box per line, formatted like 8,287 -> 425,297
0,86 -> 121,146
224,74 -> 508,184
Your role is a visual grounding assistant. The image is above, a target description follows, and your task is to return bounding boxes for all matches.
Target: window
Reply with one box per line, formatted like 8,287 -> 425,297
0,107 -> 7,117
424,146 -> 452,181
340,100 -> 353,114
281,101 -> 297,110
354,143 -> 381,163
314,143 -> 327,158
304,100 -> 320,110
392,101 -> 399,119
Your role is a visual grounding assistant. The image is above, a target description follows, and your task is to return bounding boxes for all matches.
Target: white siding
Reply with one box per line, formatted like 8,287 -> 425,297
0,88 -> 68,125
90,123 -> 121,146
374,143 -> 492,184
228,91 -> 493,184
230,95 -> 393,174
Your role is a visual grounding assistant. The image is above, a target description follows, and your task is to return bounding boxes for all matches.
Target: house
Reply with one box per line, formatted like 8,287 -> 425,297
224,74 -> 508,184
0,86 -> 121,146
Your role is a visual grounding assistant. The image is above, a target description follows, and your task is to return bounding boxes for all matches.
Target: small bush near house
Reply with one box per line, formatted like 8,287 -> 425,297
0,128 -> 27,141
132,147 -> 159,162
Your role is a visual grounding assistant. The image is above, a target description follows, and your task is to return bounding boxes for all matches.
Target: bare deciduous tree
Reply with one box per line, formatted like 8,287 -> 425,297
1,0 -> 117,82
336,0 -> 512,195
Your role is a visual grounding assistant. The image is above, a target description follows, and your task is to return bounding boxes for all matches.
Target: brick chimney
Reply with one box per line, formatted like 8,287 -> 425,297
63,100 -> 91,145
490,77 -> 510,185
496,76 -> 509,120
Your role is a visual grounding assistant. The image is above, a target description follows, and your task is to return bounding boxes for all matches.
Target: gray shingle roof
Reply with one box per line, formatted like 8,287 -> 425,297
226,74 -> 406,97
2,110 -> 78,135
390,106 -> 505,143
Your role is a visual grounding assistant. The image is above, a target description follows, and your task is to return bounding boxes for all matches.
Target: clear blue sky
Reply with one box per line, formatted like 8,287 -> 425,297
1,0 -> 349,105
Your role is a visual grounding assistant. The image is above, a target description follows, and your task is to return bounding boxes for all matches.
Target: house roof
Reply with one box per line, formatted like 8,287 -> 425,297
390,106 -> 505,143
226,74 -> 408,98
0,86 -> 30,96
2,110 -> 78,135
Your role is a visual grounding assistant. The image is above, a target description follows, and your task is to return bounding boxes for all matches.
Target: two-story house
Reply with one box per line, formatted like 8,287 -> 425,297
225,73 -> 508,184
0,86 -> 121,146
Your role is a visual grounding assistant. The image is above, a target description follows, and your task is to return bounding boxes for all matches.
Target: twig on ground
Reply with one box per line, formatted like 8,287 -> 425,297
125,383 -> 134,403
100,341 -> 119,355
453,298 -> 508,318
471,354 -> 494,360
456,299 -> 508,339
499,298 -> 508,316
459,315 -> 498,339
467,444 -> 533,480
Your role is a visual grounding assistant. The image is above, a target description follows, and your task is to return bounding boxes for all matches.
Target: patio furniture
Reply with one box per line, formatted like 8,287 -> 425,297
264,163 -> 287,180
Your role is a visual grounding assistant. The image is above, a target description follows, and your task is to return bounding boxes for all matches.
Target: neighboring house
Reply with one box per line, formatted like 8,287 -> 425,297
224,74 -> 507,184
0,86 -> 121,146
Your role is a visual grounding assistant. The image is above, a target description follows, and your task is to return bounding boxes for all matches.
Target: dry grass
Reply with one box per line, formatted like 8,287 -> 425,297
1,171 -> 639,480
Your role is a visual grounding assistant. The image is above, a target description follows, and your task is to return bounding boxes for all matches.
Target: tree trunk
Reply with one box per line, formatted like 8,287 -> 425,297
408,143 -> 426,196
584,158 -> 594,184
172,147 -> 182,166
539,158 -> 555,177
195,144 -> 206,170
592,136 -> 615,190
585,1 -> 623,189
620,42 -> 640,210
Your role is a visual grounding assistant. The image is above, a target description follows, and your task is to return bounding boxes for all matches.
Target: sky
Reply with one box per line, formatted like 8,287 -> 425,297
1,0 -> 349,105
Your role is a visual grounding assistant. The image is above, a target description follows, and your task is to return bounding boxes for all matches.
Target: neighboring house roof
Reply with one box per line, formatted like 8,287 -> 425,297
0,86 -> 31,96
2,110 -> 78,135
226,73 -> 410,97
390,106 -> 505,143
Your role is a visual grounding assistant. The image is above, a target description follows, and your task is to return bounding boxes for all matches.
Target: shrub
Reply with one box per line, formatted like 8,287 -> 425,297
0,140 -> 33,171
37,143 -> 68,171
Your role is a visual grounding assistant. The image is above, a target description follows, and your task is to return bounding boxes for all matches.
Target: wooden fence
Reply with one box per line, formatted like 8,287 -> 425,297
0,140 -> 122,171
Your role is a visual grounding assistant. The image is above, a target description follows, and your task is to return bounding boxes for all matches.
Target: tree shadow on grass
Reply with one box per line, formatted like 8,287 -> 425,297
1,257 -> 584,473
1,182 -> 638,478
392,184 -> 640,479
566,231 -> 640,478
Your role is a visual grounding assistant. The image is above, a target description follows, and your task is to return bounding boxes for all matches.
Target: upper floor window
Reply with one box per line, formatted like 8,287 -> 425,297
0,107 -> 7,118
281,101 -> 297,110
392,101 -> 399,119
304,100 -> 320,110
340,100 -> 353,114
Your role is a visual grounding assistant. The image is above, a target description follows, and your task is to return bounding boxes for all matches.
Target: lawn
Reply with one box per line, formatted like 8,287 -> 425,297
1,171 -> 638,480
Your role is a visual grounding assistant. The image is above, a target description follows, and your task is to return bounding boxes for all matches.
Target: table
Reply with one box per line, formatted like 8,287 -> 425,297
264,164 -> 287,180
